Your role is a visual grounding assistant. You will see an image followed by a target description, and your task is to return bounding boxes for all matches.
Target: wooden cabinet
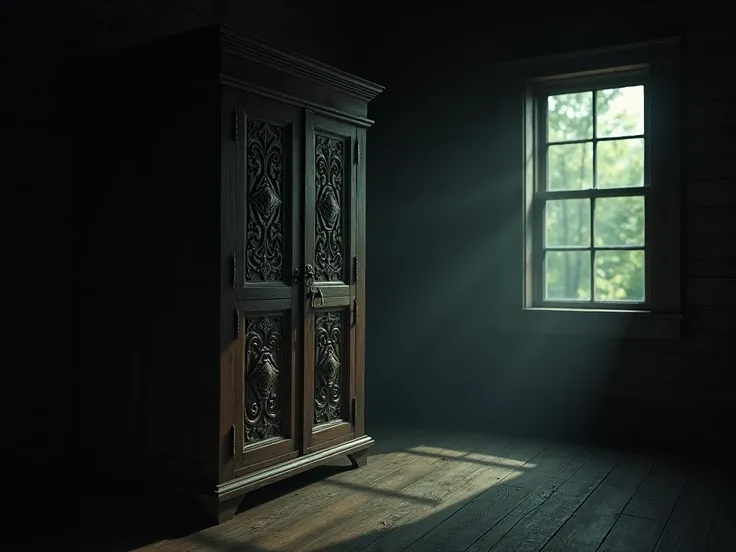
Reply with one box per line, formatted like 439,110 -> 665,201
77,24 -> 382,524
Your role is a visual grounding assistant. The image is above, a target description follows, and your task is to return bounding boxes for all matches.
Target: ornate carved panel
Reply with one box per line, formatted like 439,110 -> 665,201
314,311 -> 343,424
314,135 -> 345,282
246,119 -> 285,282
244,316 -> 282,443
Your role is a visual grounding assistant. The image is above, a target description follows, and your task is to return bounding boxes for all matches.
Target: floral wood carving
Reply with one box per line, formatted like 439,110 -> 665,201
244,316 -> 282,443
246,120 -> 284,281
314,135 -> 344,281
314,311 -> 343,424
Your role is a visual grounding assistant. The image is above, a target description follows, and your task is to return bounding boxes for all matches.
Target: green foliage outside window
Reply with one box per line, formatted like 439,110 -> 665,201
543,85 -> 646,303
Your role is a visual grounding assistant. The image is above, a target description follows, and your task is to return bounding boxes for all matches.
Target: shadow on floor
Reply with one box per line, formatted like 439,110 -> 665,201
72,423 -> 717,552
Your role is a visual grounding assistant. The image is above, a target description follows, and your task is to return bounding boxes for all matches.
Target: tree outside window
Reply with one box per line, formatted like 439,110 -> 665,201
531,77 -> 649,308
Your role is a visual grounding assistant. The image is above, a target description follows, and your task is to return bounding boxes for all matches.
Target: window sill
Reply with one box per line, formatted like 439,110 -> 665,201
518,308 -> 682,339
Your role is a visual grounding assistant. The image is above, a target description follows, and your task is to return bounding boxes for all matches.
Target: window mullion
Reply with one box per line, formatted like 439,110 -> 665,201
538,187 -> 649,201
590,90 -> 597,302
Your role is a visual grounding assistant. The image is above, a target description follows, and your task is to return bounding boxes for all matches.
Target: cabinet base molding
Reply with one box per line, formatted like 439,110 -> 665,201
196,434 -> 374,524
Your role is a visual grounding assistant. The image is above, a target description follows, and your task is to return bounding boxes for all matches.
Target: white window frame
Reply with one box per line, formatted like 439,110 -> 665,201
520,39 -> 682,338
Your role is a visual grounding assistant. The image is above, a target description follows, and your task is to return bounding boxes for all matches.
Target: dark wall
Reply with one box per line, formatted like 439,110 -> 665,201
356,4 -> 734,447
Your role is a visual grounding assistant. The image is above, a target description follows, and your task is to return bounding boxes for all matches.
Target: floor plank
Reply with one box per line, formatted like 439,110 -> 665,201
400,444 -> 586,552
540,454 -> 653,552
485,449 -> 619,552
296,437 -> 550,552
463,448 -> 594,552
84,431 -> 736,552
623,460 -> 690,520
706,473 -> 736,552
596,514 -> 668,552
597,459 -> 691,552
192,431 -> 495,551
148,428 -> 442,551
266,433 -> 507,552
653,465 -> 722,552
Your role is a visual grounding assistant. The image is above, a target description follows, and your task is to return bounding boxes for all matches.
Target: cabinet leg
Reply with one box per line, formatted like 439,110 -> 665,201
217,497 -> 242,523
347,449 -> 368,468
199,496 -> 242,525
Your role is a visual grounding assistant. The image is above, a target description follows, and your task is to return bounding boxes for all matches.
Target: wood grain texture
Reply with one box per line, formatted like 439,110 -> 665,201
623,460 -> 690,520
654,466 -> 722,552
486,450 -> 619,552
706,473 -> 736,551
78,430 -> 733,552
464,448 -> 594,552
303,438 -> 550,552
541,454 -> 653,552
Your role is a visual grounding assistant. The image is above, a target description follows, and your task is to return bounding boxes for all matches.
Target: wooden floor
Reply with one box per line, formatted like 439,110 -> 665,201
85,428 -> 734,552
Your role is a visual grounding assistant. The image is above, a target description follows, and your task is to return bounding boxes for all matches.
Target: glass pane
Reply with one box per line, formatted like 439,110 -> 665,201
548,143 -> 593,190
596,86 -> 644,138
545,199 -> 591,247
547,92 -> 593,142
545,251 -> 591,301
594,196 -> 645,247
596,138 -> 644,189
595,250 -> 645,302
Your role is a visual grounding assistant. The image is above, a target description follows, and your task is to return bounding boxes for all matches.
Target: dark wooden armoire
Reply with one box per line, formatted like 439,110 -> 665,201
75,24 -> 383,523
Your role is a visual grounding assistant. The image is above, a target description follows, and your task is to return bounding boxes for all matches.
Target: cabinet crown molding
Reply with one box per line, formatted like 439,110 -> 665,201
219,25 -> 384,102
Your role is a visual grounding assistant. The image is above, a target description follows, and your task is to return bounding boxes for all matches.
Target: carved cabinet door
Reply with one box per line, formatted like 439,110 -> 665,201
302,111 -> 359,453
230,92 -> 302,476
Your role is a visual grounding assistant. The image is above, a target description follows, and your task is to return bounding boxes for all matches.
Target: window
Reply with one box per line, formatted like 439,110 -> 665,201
521,40 -> 682,332
531,73 -> 648,308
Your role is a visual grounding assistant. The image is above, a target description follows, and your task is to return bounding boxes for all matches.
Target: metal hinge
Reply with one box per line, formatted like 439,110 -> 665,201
354,138 -> 360,165
234,308 -> 241,340
352,297 -> 358,327
231,424 -> 236,458
230,252 -> 237,288
232,106 -> 239,142
351,398 -> 357,423
353,256 -> 359,283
